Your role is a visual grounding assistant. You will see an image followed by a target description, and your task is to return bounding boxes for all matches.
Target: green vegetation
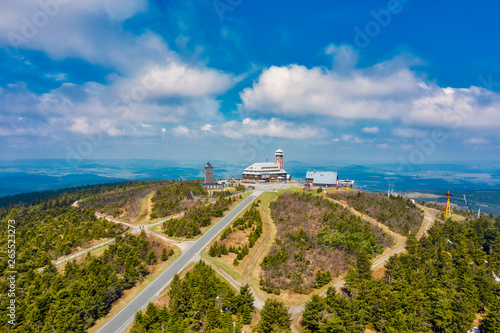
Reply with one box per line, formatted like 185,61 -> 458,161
300,215 -> 500,332
162,197 -> 233,238
328,191 -> 423,235
0,229 -> 172,332
79,183 -> 157,218
0,199 -> 124,268
152,180 -> 207,217
260,192 -> 393,294
257,298 -> 291,333
234,184 -> 245,191
130,261 -> 255,333
209,201 -> 263,263
0,180 -> 154,209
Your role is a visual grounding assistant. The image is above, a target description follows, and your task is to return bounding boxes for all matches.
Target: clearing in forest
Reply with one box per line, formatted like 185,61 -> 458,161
260,192 -> 393,294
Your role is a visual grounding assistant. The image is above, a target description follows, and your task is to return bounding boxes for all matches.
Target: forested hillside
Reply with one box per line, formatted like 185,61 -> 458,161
301,215 -> 500,332
260,193 -> 393,294
0,229 -> 173,332
0,180 -> 160,209
162,196 -> 234,238
328,191 -> 423,235
151,180 -> 207,218
130,261 -> 255,333
78,181 -> 163,219
0,198 -> 124,269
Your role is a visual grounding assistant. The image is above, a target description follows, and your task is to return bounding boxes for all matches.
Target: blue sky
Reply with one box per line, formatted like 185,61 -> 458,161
1,0 -> 499,166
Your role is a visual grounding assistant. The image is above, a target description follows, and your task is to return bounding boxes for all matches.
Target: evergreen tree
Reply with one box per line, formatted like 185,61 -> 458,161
257,298 -> 291,333
161,248 -> 168,261
482,300 -> 500,333
302,294 -> 326,331
355,248 -> 372,280
147,250 -> 157,265
405,232 -> 419,255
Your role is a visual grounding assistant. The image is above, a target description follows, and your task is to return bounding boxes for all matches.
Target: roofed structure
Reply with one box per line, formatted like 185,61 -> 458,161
242,149 -> 289,182
305,171 -> 339,187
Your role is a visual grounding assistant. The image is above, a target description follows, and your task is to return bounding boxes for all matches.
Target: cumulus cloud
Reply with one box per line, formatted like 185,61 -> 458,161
393,127 -> 427,138
339,134 -> 362,143
0,0 -> 153,71
240,56 -> 500,129
173,125 -> 196,137
0,61 -> 233,138
362,126 -> 379,134
219,118 -> 325,139
114,62 -> 234,99
201,124 -> 214,132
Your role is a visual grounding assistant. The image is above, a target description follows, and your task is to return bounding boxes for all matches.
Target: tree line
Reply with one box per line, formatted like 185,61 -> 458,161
209,201 -> 263,266
130,261 -> 255,333
162,196 -> 234,238
328,191 -> 423,235
301,215 -> 500,332
0,230 -> 173,332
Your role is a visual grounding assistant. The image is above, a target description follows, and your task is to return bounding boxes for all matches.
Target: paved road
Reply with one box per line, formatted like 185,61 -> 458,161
97,190 -> 263,333
54,239 -> 115,266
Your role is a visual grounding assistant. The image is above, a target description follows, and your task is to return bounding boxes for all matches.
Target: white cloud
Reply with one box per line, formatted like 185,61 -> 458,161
45,73 -> 68,81
69,117 -> 92,134
0,57 -> 233,137
393,127 -> 427,138
173,125 -> 196,137
0,0 -> 152,72
115,62 -> 234,99
220,118 -> 325,139
161,128 -> 166,133
240,57 -> 500,129
201,124 -> 214,132
341,134 -> 363,143
376,143 -> 389,149
464,137 -> 490,145
362,126 -> 379,134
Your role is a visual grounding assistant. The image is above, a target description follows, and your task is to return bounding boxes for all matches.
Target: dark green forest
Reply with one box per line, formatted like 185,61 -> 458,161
130,261 -> 255,333
301,215 -> 500,332
0,183 -> 179,332
0,229 -> 172,332
0,180 -> 162,209
260,193 -> 393,294
151,180 -> 207,218
0,198 -> 124,270
328,191 -> 423,235
162,197 -> 233,238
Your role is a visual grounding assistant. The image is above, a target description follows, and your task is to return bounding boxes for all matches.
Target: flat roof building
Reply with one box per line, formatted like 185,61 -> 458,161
305,171 -> 339,187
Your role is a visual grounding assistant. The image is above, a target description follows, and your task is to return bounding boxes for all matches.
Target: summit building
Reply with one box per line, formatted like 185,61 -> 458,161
242,149 -> 290,182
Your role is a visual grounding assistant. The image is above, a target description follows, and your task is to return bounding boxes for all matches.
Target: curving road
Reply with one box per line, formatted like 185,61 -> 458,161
96,190 -> 263,333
